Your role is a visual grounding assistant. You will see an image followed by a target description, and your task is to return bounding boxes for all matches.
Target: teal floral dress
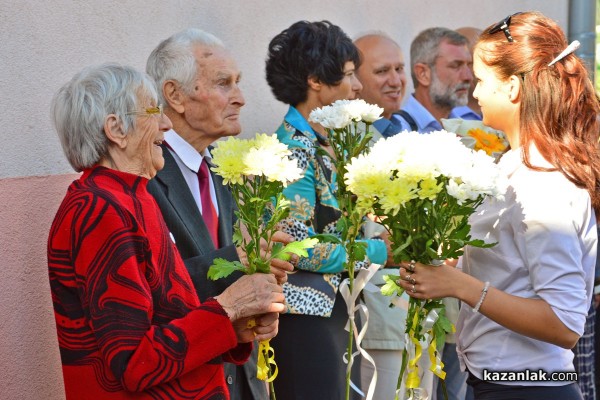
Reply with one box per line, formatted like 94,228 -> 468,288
275,106 -> 387,317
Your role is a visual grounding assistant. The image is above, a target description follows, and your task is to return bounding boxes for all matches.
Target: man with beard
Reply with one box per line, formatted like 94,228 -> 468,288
450,27 -> 483,121
391,27 -> 472,133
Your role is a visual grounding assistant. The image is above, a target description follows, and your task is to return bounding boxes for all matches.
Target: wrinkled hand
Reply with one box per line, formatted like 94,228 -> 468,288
215,274 -> 285,322
232,312 -> 280,343
262,230 -> 296,284
397,260 -> 462,300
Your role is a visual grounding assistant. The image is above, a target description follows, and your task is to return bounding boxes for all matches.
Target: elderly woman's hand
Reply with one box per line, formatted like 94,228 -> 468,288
231,313 -> 280,343
215,274 -> 285,322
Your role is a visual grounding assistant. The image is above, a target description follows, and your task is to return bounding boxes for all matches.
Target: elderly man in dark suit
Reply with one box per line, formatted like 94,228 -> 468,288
146,28 -> 293,400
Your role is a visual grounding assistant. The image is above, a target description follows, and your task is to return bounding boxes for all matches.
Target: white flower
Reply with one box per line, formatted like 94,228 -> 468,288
345,130 -> 505,209
309,99 -> 383,129
309,103 -> 353,129
242,134 -> 303,186
212,133 -> 304,187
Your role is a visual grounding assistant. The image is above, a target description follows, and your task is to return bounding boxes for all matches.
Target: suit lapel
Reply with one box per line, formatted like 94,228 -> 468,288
155,147 -> 215,251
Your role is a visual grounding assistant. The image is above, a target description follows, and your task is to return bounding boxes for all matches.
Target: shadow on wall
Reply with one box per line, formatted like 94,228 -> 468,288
0,173 -> 79,400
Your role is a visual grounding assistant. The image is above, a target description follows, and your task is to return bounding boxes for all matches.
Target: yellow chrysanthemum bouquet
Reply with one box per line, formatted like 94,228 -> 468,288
207,133 -> 317,399
345,130 -> 506,400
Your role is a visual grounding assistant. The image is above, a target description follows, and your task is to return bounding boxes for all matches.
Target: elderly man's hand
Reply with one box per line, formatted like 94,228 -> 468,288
215,273 -> 285,323
235,227 -> 296,285
262,231 -> 296,284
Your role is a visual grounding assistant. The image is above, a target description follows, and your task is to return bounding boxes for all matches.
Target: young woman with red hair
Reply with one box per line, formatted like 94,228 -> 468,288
397,11 -> 600,399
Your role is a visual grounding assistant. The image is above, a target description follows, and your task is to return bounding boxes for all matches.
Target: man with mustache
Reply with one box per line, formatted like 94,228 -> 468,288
145,28 -> 293,400
450,27 -> 483,121
391,27 -> 473,133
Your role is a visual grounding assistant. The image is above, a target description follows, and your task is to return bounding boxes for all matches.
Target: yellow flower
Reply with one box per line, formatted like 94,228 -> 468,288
379,178 -> 418,216
211,134 -> 302,186
418,177 -> 443,200
467,128 -> 507,156
210,137 -> 254,185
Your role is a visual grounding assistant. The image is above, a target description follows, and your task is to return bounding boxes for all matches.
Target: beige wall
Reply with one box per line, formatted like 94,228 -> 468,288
0,1 -> 569,398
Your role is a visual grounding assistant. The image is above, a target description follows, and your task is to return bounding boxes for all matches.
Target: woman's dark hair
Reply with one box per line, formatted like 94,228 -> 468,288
265,20 -> 360,106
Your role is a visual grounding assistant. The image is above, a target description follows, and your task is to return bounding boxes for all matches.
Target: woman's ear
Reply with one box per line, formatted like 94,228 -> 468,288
507,75 -> 522,103
307,76 -> 322,91
103,114 -> 128,149
163,80 -> 185,114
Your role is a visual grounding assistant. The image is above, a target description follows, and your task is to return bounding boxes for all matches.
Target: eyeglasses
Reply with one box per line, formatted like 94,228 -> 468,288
125,104 -> 163,118
489,12 -> 522,43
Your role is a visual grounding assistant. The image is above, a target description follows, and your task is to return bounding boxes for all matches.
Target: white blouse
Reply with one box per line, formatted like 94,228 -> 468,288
456,145 -> 597,386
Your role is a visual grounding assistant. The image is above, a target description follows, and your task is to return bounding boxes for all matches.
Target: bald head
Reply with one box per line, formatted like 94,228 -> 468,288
455,27 -> 482,54
354,34 -> 406,119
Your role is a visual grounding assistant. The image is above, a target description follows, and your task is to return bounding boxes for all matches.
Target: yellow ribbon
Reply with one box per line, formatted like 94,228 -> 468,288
405,311 -> 423,389
257,339 -> 278,382
428,335 -> 446,379
246,319 -> 278,382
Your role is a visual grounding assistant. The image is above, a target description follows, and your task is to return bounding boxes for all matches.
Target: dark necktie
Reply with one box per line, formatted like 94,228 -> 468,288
198,159 -> 219,247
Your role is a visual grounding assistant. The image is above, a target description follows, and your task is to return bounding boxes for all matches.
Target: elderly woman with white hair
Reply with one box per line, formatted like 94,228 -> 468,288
47,63 -> 284,399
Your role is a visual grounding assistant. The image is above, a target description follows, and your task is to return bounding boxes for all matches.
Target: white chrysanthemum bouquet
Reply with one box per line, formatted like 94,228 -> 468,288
345,130 -> 506,399
207,133 -> 317,399
309,99 -> 384,400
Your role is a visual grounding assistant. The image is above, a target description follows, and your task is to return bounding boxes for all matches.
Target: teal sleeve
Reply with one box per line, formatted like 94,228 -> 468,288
280,150 -> 348,274
364,238 -> 387,265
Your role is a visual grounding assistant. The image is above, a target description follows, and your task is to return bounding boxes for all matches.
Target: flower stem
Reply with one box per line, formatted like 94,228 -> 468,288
345,280 -> 354,400
262,344 -> 277,400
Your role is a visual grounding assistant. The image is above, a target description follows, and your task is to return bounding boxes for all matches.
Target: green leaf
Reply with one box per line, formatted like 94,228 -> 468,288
232,229 -> 243,246
468,239 -> 497,248
436,313 -> 454,334
253,258 -> 271,274
273,238 -> 319,260
312,233 -> 343,245
207,258 -> 246,280
380,274 -> 401,296
350,241 -> 367,262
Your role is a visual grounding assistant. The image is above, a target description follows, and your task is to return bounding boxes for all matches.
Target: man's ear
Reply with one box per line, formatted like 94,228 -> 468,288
507,75 -> 522,103
414,63 -> 431,87
163,80 -> 186,114
103,114 -> 127,149
307,76 -> 322,91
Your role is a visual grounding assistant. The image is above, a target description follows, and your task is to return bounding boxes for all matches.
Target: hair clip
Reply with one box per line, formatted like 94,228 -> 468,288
548,40 -> 580,66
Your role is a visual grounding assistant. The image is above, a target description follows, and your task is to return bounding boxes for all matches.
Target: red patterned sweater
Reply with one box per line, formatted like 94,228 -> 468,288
47,166 -> 250,399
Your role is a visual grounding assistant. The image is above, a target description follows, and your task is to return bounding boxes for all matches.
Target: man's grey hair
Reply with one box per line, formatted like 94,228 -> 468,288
51,63 -> 157,172
146,28 -> 225,105
410,27 -> 467,85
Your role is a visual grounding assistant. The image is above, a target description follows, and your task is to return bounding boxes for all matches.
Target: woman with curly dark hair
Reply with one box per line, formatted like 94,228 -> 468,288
265,20 -> 392,399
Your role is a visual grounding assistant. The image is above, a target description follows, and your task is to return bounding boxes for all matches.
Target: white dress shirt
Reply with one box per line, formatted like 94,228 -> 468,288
163,129 -> 219,216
